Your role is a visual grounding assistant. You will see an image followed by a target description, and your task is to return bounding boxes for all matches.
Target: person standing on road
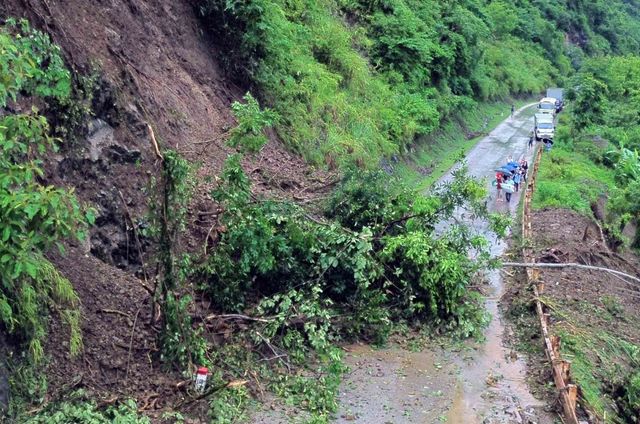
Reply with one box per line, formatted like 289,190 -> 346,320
496,172 -> 503,202
521,159 -> 529,181
503,177 -> 514,203
528,133 -> 534,149
511,104 -> 515,119
513,171 -> 521,192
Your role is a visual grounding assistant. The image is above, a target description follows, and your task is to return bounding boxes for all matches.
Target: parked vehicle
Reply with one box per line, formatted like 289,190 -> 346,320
537,97 -> 557,116
534,113 -> 554,140
546,88 -> 564,112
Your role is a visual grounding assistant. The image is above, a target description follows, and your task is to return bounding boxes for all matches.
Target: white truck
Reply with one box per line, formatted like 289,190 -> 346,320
534,113 -> 554,140
546,88 -> 564,113
537,97 -> 557,116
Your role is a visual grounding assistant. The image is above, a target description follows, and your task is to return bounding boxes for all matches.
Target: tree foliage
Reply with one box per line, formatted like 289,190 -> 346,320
197,0 -> 640,167
0,19 -> 88,364
556,56 -> 640,247
200,158 -> 506,341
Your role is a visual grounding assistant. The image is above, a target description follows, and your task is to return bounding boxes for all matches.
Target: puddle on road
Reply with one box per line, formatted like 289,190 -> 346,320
445,267 -> 546,423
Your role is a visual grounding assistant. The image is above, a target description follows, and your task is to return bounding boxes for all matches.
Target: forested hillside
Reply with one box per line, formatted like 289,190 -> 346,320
1,0 -> 640,422
198,0 -> 640,165
529,54 -> 640,421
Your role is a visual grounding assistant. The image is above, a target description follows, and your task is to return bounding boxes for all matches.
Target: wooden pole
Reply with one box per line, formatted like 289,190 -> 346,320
521,145 -> 580,424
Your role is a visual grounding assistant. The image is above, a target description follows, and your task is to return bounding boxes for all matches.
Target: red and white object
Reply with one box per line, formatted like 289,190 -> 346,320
194,367 -> 208,393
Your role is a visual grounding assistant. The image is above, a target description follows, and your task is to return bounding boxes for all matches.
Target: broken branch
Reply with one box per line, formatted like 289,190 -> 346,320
98,309 -> 131,318
200,313 -> 274,323
147,124 -> 164,161
502,262 -> 640,284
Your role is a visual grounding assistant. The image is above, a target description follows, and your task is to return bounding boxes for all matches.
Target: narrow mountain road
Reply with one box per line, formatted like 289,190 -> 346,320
336,104 -> 556,423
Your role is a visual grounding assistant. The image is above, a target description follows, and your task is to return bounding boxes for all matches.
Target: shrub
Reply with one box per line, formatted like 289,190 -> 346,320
0,19 -> 89,364
200,158 -> 504,342
23,393 -> 149,424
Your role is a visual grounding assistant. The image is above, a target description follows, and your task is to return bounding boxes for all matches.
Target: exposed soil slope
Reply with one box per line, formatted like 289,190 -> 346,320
0,0 -> 330,419
505,208 -> 640,422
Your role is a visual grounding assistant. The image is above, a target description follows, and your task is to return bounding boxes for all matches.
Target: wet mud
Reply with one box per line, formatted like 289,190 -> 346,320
336,345 -> 456,423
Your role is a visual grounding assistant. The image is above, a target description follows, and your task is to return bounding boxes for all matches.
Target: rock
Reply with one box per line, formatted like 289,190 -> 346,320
107,144 -> 142,164
104,27 -> 121,48
86,119 -> 116,162
85,119 -> 142,164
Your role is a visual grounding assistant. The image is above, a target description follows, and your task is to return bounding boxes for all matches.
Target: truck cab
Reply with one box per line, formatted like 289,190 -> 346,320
534,113 -> 554,140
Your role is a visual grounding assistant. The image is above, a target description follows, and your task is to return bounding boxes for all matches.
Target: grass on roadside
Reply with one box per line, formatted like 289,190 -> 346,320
532,129 -> 615,215
395,99 -> 534,190
538,292 -> 640,423
556,326 -> 640,422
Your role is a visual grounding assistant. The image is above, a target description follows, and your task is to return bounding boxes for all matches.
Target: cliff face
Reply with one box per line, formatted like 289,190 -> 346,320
0,0 -> 327,416
2,0 -> 325,265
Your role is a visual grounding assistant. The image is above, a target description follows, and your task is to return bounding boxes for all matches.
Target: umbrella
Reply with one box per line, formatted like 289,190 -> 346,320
495,167 -> 514,176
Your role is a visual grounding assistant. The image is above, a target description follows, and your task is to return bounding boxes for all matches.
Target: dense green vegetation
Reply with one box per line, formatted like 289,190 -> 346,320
176,97 -> 507,421
0,19 -> 94,417
533,54 -> 640,422
23,392 -> 149,424
534,55 -> 640,247
197,0 -> 640,168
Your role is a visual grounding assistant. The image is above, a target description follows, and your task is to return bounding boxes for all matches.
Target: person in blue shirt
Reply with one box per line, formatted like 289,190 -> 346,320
513,171 -> 522,192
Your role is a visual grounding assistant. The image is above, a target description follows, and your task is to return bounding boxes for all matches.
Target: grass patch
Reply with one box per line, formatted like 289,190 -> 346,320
541,293 -> 640,422
557,327 -> 640,422
396,99 -> 533,189
532,131 -> 615,215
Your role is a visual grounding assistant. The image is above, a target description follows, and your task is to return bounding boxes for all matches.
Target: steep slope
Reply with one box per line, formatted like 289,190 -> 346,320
0,0 -> 329,419
196,0 -> 640,168
2,0 -> 640,422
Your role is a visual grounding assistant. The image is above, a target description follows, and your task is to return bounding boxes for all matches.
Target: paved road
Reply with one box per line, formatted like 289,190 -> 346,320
440,103 -> 550,424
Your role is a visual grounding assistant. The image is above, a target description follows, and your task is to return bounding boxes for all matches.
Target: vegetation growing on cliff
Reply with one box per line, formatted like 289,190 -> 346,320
197,0 -> 640,167
535,55 -> 640,247
0,18 -> 86,365
533,54 -> 640,422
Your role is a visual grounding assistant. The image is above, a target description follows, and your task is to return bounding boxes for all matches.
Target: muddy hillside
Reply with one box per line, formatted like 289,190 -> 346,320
0,0 -> 329,418
2,0 -> 640,423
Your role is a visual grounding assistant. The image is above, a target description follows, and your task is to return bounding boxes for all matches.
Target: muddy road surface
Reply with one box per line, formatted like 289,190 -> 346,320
336,104 -> 557,424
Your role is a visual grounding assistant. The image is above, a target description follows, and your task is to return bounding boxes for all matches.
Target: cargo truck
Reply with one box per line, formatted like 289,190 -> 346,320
546,88 -> 564,113
537,97 -> 557,116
